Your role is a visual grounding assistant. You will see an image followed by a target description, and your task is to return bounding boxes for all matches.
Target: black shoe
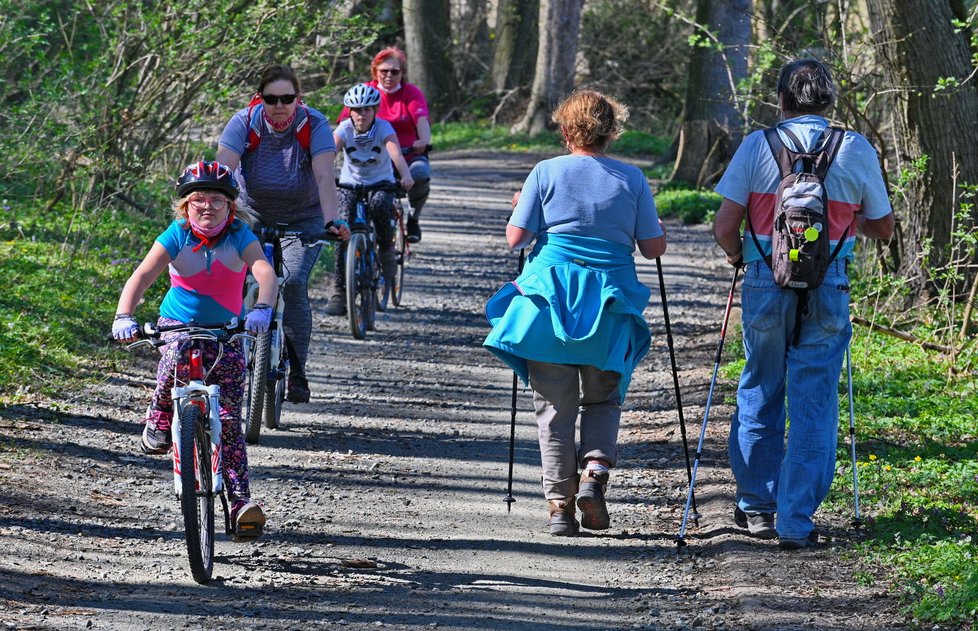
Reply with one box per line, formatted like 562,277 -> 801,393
140,410 -> 173,455
406,218 -> 421,243
286,372 -> 310,404
577,469 -> 610,530
733,506 -> 777,539
778,530 -> 818,550
325,294 -> 346,316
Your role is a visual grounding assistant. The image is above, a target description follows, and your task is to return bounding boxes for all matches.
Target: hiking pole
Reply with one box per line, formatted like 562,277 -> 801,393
655,257 -> 697,525
846,342 -> 862,529
676,265 -> 741,548
504,248 -> 526,513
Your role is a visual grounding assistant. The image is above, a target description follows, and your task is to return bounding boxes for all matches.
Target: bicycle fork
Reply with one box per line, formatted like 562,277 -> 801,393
170,350 -> 224,499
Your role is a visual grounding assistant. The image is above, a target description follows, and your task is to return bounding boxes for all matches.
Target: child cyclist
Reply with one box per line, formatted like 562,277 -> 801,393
111,161 -> 278,541
325,83 -> 414,316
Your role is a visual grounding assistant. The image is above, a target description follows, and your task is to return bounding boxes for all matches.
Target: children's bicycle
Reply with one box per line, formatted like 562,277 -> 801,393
126,319 -> 250,585
241,227 -> 338,444
337,181 -> 400,340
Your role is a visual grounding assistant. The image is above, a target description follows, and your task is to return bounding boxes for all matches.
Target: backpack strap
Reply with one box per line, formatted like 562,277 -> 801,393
244,95 -> 312,154
746,126 -> 792,269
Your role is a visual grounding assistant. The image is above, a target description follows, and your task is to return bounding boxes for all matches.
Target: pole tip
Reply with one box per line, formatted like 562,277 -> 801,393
504,495 -> 515,513
675,537 -> 687,549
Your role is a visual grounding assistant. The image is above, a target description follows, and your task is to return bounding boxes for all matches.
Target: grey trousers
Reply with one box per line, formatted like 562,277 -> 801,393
267,215 -> 324,372
527,360 -> 623,501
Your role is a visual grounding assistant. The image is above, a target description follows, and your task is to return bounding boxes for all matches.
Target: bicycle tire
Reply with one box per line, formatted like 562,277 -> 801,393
263,332 -> 286,430
392,218 -> 407,307
264,375 -> 285,430
346,233 -> 369,339
244,331 -> 271,443
179,403 -> 215,584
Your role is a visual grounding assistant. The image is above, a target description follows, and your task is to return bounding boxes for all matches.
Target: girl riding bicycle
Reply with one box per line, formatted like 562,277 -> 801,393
327,83 -> 414,316
112,161 -> 278,540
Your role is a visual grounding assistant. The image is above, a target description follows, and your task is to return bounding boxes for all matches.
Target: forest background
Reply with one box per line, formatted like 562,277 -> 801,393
1,0 -> 978,625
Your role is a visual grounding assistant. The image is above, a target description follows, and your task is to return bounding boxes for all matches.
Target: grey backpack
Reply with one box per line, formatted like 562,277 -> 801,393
747,125 -> 847,343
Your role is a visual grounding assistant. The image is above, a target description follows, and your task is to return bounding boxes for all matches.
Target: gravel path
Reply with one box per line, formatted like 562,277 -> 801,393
0,150 -> 923,630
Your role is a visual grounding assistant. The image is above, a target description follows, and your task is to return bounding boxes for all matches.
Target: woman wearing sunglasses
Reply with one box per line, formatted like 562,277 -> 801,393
338,46 -> 432,244
216,63 -> 349,404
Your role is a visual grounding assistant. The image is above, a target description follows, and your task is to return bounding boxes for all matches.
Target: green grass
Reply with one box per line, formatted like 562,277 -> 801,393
430,120 -> 670,158
719,316 -> 978,624
0,205 -> 168,400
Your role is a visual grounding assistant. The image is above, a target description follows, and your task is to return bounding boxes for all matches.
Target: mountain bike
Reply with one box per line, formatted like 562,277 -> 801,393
126,319 -> 249,585
241,227 -> 338,444
336,181 -> 400,340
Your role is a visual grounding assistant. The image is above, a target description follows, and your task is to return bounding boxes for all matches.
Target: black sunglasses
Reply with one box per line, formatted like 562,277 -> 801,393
262,93 -> 297,105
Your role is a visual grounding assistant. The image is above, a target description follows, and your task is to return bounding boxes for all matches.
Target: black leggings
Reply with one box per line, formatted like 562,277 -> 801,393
333,187 -> 394,290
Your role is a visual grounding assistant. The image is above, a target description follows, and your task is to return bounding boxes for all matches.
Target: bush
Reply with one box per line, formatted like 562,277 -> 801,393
654,188 -> 721,224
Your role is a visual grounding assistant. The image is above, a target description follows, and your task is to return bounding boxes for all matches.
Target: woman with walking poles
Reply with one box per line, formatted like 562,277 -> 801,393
483,90 -> 667,536
712,58 -> 893,550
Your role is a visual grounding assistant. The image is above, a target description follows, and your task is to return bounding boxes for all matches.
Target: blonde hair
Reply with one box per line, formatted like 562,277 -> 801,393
172,193 -> 257,228
551,90 -> 628,153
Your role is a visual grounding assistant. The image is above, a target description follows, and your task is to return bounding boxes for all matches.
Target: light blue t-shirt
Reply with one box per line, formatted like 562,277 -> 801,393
335,118 -> 398,186
218,105 -> 336,225
510,155 -> 663,249
156,219 -> 258,324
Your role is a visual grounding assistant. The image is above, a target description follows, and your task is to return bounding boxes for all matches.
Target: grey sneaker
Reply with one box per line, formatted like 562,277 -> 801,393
733,506 -> 777,539
577,469 -> 610,530
778,531 -> 818,550
547,500 -> 579,536
140,409 -> 173,455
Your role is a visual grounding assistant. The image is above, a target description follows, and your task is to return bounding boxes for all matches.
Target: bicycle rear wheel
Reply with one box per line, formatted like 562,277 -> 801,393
244,331 -> 270,444
346,233 -> 370,339
179,403 -> 215,584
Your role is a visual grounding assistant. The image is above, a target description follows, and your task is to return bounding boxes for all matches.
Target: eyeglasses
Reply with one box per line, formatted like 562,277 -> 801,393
377,68 -> 401,76
188,196 -> 228,210
262,93 -> 297,105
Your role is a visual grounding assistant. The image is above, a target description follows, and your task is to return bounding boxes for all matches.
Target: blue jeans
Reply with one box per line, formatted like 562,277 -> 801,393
729,259 -> 851,539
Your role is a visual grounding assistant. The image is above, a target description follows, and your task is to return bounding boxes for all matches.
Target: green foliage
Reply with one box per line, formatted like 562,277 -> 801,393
653,188 -> 721,225
822,332 -> 978,625
0,0 -> 382,212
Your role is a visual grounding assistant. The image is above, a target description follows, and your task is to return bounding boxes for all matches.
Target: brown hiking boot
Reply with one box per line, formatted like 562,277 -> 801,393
547,499 -> 579,536
577,468 -> 610,530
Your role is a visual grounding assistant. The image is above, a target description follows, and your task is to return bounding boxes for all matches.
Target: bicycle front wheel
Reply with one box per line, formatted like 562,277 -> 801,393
392,219 -> 407,307
179,403 -> 215,584
244,331 -> 271,444
345,233 -> 370,340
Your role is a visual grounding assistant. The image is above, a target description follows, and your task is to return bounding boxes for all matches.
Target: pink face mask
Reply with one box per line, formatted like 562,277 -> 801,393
189,216 -> 228,237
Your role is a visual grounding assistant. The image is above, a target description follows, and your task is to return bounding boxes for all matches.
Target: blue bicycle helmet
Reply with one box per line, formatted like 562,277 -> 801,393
176,161 -> 239,199
343,83 -> 381,108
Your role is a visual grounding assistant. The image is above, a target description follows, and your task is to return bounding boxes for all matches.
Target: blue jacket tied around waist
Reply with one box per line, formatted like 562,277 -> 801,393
483,232 -> 652,401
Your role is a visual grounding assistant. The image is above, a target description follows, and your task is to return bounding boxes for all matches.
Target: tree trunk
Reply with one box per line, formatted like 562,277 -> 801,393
866,0 -> 978,293
403,0 -> 458,119
671,0 -> 751,188
453,0 -> 492,88
491,0 -> 538,93
511,0 -> 584,135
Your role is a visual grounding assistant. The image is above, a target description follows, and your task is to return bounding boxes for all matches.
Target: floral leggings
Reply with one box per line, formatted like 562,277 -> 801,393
149,317 -> 251,501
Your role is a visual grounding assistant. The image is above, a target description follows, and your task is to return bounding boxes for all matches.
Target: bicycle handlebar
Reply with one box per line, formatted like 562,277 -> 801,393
335,181 -> 401,194
255,225 -> 341,244
403,144 -> 433,156
126,319 -> 250,349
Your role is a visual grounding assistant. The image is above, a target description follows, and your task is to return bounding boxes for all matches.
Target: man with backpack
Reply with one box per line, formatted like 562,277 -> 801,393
712,59 -> 894,549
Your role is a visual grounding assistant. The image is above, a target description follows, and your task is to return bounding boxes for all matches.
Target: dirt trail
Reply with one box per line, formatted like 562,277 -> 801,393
0,150 -> 919,630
